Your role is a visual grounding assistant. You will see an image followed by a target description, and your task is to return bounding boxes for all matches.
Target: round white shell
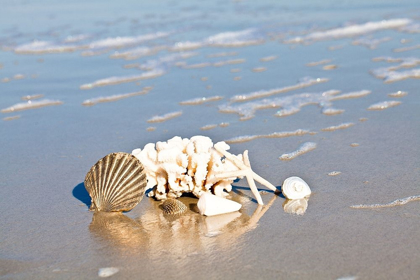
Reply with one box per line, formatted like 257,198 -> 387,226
197,192 -> 242,216
282,176 -> 311,200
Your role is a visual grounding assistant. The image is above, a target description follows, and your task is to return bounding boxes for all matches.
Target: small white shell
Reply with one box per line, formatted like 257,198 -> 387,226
197,192 -> 242,216
282,176 -> 311,199
283,198 -> 308,215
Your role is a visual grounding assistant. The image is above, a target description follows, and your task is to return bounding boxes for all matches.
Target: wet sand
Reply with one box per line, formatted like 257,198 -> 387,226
1,0 -> 420,279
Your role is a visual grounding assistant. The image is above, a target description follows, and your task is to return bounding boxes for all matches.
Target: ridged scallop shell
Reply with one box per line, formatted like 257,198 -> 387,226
281,176 -> 311,200
84,152 -> 147,212
161,198 -> 187,215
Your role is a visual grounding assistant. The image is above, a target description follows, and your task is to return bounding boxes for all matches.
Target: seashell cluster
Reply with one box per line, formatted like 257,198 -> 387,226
161,198 -> 188,215
84,152 -> 147,212
132,136 -> 246,200
281,176 -> 311,200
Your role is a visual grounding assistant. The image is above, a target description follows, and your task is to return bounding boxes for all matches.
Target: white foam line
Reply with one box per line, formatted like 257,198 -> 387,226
279,142 -> 317,161
393,44 -> 420,53
88,32 -> 169,49
330,90 -> 371,101
321,122 -> 354,132
139,52 -> 198,71
171,28 -> 264,52
207,52 -> 238,58
213,58 -> 246,67
306,59 -> 332,67
377,68 -> 420,83
201,124 -> 217,131
82,90 -> 149,106
230,77 -> 329,102
351,195 -> 420,209
63,34 -> 91,43
388,91 -> 407,98
371,57 -> 420,83
367,100 -> 401,110
14,32 -> 169,54
399,22 -> 420,33
179,96 -> 223,105
1,99 -> 63,113
147,111 -> 183,123
205,28 -> 264,47
286,19 -> 411,43
110,46 -> 164,60
225,129 -> 312,144
260,55 -> 277,62
181,62 -> 212,69
14,41 -> 84,54
3,115 -> 21,121
169,41 -> 203,51
21,94 -> 44,101
352,36 -> 391,49
80,69 -> 165,89
220,89 -> 370,121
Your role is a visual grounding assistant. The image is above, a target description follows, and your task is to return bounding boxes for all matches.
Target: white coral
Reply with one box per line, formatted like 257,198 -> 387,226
132,136 -> 242,200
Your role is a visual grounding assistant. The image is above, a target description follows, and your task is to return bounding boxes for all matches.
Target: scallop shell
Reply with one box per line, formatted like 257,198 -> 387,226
84,152 -> 147,212
161,198 -> 187,215
281,176 -> 311,200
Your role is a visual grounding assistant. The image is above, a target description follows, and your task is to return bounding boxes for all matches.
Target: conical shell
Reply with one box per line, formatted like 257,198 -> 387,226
197,192 -> 242,216
84,152 -> 147,212
161,198 -> 187,215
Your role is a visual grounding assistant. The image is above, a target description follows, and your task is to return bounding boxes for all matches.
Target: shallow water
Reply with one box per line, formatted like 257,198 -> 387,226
1,0 -> 420,279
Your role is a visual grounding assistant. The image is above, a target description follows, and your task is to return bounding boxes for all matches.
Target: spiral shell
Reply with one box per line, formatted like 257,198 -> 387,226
161,198 -> 187,215
281,176 -> 311,200
84,152 -> 147,212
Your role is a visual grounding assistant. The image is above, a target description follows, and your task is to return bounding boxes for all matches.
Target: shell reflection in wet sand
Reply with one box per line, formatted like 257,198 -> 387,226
283,198 -> 309,215
89,194 -> 278,256
89,212 -> 147,250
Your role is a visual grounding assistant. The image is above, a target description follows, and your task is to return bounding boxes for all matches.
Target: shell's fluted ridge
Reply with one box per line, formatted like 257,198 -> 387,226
161,199 -> 187,215
84,152 -> 147,212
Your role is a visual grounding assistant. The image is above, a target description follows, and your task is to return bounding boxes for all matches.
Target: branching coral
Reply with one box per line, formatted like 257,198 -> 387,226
132,135 -> 277,204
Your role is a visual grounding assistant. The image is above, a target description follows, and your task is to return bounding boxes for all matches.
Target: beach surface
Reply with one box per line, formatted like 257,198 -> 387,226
1,0 -> 420,279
